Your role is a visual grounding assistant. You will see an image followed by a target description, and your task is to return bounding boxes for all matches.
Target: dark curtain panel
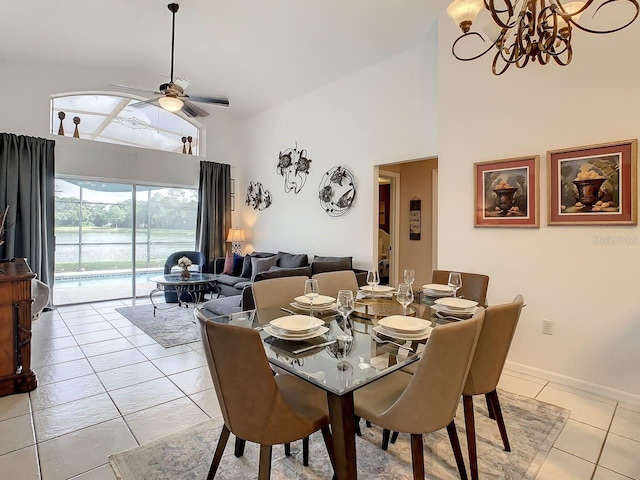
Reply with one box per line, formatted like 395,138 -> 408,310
0,133 -> 55,285
196,161 -> 231,272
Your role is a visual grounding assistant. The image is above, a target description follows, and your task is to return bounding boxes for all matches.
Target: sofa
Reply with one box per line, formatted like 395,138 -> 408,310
202,251 -> 367,316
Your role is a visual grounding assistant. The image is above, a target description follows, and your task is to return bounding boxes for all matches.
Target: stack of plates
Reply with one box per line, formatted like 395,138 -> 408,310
291,295 -> 336,311
373,315 -> 433,340
264,315 -> 329,340
421,284 -> 454,297
432,297 -> 479,318
359,285 -> 396,296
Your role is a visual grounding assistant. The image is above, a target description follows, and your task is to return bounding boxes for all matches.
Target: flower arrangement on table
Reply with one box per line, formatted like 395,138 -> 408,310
178,256 -> 193,279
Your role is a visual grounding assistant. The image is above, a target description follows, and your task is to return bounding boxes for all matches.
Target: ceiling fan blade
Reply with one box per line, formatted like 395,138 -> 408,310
187,95 -> 230,107
109,83 -> 162,95
182,101 -> 209,118
129,98 -> 160,108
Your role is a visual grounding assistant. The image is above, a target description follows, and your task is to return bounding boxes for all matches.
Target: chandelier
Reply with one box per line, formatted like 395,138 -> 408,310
447,0 -> 639,75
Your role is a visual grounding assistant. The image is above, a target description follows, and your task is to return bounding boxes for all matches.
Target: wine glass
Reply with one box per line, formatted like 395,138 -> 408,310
396,282 -> 414,316
328,330 -> 353,371
336,290 -> 355,329
448,272 -> 463,298
366,269 -> 380,295
304,279 -> 319,316
403,268 -> 415,286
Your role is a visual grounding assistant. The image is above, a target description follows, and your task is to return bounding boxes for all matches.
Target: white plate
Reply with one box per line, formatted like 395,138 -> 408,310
373,325 -> 432,341
430,304 -> 478,316
269,315 -> 325,333
378,315 -> 431,333
434,297 -> 478,310
290,302 -> 337,312
422,284 -> 453,293
360,285 -> 396,293
293,295 -> 335,307
263,325 -> 329,341
423,290 -> 454,298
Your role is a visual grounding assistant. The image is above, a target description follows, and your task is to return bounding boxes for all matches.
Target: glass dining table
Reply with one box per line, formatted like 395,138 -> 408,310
194,301 -> 440,480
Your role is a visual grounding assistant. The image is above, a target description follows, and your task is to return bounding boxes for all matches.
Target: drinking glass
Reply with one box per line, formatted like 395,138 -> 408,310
328,331 -> 353,371
304,279 -> 319,315
366,269 -> 380,292
403,268 -> 415,286
448,272 -> 463,298
396,282 -> 414,315
336,289 -> 355,328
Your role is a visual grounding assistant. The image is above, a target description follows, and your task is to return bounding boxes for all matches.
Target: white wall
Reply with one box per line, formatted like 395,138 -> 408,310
1,61 -> 241,187
236,37 -> 438,267
437,13 -> 640,397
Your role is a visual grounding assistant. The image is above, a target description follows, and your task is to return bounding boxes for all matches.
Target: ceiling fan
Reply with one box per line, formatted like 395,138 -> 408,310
110,3 -> 229,118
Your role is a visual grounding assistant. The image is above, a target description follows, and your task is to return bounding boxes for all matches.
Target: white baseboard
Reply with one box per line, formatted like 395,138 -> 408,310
505,361 -> 640,406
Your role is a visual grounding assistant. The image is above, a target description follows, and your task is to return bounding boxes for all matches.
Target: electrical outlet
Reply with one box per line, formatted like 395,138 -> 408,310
543,319 -> 554,335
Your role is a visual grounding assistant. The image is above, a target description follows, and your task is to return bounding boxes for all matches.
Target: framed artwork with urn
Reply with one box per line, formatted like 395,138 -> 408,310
548,140 -> 637,225
474,155 -> 539,227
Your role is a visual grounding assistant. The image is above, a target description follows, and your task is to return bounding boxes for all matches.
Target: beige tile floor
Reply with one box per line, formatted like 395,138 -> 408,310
0,299 -> 638,479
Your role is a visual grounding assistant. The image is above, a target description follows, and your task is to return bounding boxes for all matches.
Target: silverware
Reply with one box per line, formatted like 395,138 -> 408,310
292,339 -> 337,355
254,325 -> 266,331
371,332 -> 414,351
280,307 -> 296,314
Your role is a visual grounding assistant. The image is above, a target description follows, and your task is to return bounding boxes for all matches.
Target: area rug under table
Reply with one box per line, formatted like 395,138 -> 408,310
109,389 -> 568,479
115,304 -> 200,348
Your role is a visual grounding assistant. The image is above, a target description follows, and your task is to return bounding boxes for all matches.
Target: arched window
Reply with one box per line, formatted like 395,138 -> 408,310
50,93 -> 202,155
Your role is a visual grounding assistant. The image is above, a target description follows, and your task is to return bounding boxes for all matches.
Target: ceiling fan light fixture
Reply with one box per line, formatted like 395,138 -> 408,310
158,96 -> 184,112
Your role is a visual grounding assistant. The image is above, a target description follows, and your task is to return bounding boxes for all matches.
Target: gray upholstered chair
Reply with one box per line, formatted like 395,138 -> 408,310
431,270 -> 490,307
197,316 -> 334,479
251,276 -> 308,310
462,295 -> 524,480
353,309 -> 485,480
312,270 -> 359,298
32,279 -> 50,319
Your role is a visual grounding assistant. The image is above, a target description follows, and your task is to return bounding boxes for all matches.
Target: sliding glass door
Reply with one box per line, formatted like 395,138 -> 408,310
54,178 -> 197,305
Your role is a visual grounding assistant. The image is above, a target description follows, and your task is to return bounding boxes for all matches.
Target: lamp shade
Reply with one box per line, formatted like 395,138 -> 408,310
158,96 -> 184,112
447,0 -> 484,29
226,228 -> 246,242
555,1 -> 586,30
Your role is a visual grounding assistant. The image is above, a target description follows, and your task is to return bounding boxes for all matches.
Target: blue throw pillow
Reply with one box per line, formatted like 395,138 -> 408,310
232,254 -> 244,276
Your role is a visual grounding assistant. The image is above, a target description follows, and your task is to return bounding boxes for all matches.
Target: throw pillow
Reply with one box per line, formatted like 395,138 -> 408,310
277,251 -> 309,268
312,255 -> 353,270
241,254 -> 253,278
231,254 -> 245,276
222,252 -> 234,275
251,255 -> 278,281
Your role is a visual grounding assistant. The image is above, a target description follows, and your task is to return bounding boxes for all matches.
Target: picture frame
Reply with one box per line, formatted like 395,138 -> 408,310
474,155 -> 539,227
547,139 -> 637,225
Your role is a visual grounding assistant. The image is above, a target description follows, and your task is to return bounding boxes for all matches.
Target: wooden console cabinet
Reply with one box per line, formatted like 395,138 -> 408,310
0,258 -> 37,396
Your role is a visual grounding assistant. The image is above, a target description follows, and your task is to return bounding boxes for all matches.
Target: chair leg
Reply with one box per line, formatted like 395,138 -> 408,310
258,444 -> 272,480
354,415 -> 362,437
447,420 -> 468,480
382,428 -> 391,450
488,390 -> 511,452
303,437 -> 310,466
410,433 -> 425,480
321,425 -> 336,471
284,443 -> 291,456
485,393 -> 495,420
234,437 -> 246,458
390,431 -> 399,444
463,395 -> 478,480
207,425 -> 230,480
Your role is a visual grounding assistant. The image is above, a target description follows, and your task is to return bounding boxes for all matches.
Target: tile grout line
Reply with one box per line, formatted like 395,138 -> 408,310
589,401 -> 618,480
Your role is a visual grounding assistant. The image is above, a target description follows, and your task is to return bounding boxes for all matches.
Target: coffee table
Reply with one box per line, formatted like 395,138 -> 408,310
149,273 -> 219,317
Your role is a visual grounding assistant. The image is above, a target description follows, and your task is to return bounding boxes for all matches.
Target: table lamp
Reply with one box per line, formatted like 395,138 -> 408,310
226,228 -> 246,255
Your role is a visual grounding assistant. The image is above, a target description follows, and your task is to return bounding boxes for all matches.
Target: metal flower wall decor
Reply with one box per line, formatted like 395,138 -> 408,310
277,142 -> 312,194
318,166 -> 357,217
245,181 -> 272,211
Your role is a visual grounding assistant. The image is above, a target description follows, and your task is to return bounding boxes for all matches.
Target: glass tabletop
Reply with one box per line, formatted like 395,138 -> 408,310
196,307 -> 431,396
150,273 -> 219,285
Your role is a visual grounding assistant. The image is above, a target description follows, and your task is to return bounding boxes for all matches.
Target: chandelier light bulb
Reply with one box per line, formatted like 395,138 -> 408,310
447,0 -> 484,32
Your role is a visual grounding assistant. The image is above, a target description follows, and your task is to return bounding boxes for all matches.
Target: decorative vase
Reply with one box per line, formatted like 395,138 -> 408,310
180,267 -> 191,280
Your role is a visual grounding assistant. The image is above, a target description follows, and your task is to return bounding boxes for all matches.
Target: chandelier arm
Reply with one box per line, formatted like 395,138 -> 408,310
486,0 -> 517,28
569,0 -> 639,34
554,0 -> 595,16
451,32 -> 501,62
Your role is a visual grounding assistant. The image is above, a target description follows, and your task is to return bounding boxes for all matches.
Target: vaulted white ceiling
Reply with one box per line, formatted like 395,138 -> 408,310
1,0 -> 444,117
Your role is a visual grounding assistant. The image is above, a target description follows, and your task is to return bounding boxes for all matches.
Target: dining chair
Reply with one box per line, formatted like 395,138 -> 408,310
312,270 -> 359,298
251,275 -> 309,310
353,308 -> 485,480
432,270 -> 490,307
461,294 -> 524,480
197,316 -> 335,480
